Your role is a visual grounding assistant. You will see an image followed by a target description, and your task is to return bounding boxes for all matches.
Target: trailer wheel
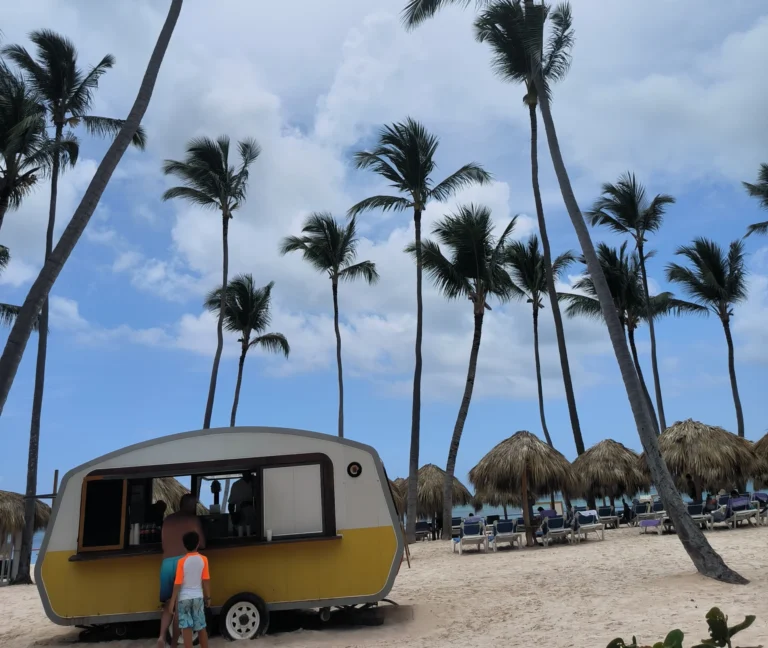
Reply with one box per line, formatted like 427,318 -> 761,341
219,593 -> 268,641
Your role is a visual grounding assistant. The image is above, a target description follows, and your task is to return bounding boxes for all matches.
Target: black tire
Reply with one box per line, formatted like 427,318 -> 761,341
218,593 -> 269,641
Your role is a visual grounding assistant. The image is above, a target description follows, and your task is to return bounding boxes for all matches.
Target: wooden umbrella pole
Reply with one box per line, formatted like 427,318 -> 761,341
522,470 -> 533,547
401,522 -> 411,568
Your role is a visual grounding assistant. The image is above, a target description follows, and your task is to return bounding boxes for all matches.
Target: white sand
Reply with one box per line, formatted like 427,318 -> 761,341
2,526 -> 766,647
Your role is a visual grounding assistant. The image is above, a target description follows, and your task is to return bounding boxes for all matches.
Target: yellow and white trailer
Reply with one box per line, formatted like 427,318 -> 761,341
36,426 -> 403,640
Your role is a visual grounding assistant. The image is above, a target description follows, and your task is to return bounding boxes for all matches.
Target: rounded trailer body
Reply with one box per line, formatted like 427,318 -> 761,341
36,427 -> 404,627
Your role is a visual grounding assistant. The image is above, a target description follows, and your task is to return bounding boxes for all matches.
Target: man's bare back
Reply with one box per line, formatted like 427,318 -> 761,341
162,495 -> 205,558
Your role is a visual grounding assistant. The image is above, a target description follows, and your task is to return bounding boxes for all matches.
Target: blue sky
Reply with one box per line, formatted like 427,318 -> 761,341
1,0 -> 767,495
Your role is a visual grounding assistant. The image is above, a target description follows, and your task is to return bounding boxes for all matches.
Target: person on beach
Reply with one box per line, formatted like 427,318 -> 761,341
158,494 -> 205,648
228,471 -> 257,536
168,531 -> 211,648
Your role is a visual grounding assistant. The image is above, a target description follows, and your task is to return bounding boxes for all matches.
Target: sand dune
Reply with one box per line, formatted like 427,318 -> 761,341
2,526 -> 766,647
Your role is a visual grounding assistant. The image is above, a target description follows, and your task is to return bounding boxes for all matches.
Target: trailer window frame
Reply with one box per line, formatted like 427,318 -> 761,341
75,452 -> 336,556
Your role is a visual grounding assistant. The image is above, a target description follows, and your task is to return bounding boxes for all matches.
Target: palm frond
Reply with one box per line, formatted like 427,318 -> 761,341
161,186 -> 219,209
347,194 -> 412,217
746,220 -> 768,237
552,249 -> 576,278
742,163 -> 768,210
0,245 -> 9,271
69,53 -> 115,115
406,238 -> 472,300
429,163 -> 492,202
559,292 -> 603,320
339,260 -> 379,284
0,302 -> 21,327
542,3 -> 574,84
81,115 -> 147,149
249,332 -> 290,357
401,0 -> 476,28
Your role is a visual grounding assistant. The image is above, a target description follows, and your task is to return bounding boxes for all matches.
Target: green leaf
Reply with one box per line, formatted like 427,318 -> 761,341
607,640 -> 631,648
653,642 -> 665,648
663,629 -> 684,648
728,614 -> 755,637
705,607 -> 729,644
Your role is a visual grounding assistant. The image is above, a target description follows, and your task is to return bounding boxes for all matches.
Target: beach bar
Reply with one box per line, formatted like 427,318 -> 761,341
35,426 -> 404,640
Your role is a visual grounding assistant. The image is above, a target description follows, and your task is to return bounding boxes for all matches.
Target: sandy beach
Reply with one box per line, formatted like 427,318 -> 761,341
1,526 -> 766,647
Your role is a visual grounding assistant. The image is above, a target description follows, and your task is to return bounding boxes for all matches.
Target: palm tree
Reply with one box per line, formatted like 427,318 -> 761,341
0,245 -> 41,329
472,0 -> 587,459
523,0 -> 745,583
587,173 -> 675,433
407,204 -> 516,538
0,63 -> 77,232
348,118 -> 491,542
561,243 -> 700,435
743,163 -> 768,236
504,234 -> 574,447
1,6 -> 183,585
666,238 -> 748,438
163,135 -> 261,430
279,212 -> 379,437
204,275 -> 289,427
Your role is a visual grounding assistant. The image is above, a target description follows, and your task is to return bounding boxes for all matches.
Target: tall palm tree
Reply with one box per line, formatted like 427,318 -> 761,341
204,275 -> 289,427
504,234 -> 574,447
561,243 -> 700,435
524,0 -> 744,583
407,204 -> 516,538
743,163 -> 768,236
0,63 -> 77,233
587,173 -> 675,433
163,135 -> 260,430
472,0 -> 586,459
666,238 -> 748,438
1,7 -> 182,585
348,118 -> 491,541
279,212 -> 379,437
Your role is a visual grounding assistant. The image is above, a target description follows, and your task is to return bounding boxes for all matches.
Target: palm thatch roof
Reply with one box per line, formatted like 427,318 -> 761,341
403,464 -> 471,519
639,419 -> 759,491
152,477 -> 208,515
751,432 -> 768,490
572,439 -> 650,500
388,479 -> 405,515
469,430 -> 577,497
0,491 -> 51,536
472,486 -> 523,510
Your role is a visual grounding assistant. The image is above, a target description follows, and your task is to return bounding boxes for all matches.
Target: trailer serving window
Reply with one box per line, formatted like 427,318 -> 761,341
73,453 -> 336,559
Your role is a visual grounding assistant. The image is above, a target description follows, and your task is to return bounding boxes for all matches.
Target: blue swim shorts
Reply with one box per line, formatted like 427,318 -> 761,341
177,597 -> 206,631
159,555 -> 182,603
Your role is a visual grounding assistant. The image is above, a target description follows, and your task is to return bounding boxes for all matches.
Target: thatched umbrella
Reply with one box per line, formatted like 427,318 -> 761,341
388,479 -> 406,516
152,477 -> 208,515
403,464 -> 471,520
640,419 -> 759,501
0,491 -> 51,541
471,487 -> 522,519
572,439 -> 650,504
750,432 -> 768,490
469,431 -> 576,545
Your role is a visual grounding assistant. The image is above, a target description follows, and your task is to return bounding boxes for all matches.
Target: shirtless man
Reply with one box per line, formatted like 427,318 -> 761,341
157,494 -> 205,648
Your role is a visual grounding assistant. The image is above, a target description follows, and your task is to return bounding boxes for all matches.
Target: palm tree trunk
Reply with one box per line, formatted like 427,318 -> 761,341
637,242 -> 667,432
531,303 -> 552,447
203,213 -> 228,429
534,73 -> 746,584
721,317 -> 745,438
0,0 -> 184,416
12,124 -> 62,585
230,339 -> 248,427
627,326 -> 660,436
332,279 -> 344,438
529,103 -> 585,456
441,308 -> 484,539
406,207 -> 424,543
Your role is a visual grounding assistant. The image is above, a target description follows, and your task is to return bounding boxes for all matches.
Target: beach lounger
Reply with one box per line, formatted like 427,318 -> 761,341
597,506 -> 619,529
752,493 -> 768,525
414,520 -> 432,541
633,503 -> 655,525
639,518 -> 663,535
451,516 -> 462,538
540,516 -> 573,547
490,519 -> 524,551
687,503 -> 712,530
452,521 -> 488,554
725,497 -> 758,529
575,513 -> 604,542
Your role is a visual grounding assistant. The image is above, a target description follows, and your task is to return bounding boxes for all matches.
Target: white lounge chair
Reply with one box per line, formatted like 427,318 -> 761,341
575,513 -> 605,541
540,516 -> 573,547
452,520 -> 488,554
597,506 -> 619,529
490,519 -> 524,552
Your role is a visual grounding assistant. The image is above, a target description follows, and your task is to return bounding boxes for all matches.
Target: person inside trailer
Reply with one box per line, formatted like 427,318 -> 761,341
228,471 -> 257,536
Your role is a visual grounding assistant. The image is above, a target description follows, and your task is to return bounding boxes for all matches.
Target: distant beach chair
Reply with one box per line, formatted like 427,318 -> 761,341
574,512 -> 605,542
451,517 -> 462,538
490,519 -> 524,552
574,505 -> 588,513
752,493 -> 768,525
486,514 -> 500,526
414,520 -> 432,541
633,502 -> 654,525
687,503 -> 712,530
597,506 -> 619,529
651,500 -> 665,514
452,520 -> 488,554
724,497 -> 758,529
540,516 -> 573,547
639,518 -> 663,535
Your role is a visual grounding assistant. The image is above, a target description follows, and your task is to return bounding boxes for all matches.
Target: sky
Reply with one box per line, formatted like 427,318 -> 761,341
1,0 -> 767,495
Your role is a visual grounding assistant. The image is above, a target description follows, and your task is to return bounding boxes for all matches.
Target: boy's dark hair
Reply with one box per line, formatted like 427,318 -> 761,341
182,531 -> 200,552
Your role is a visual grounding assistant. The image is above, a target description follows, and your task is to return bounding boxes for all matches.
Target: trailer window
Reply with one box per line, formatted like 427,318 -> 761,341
79,478 -> 127,551
263,464 -> 324,537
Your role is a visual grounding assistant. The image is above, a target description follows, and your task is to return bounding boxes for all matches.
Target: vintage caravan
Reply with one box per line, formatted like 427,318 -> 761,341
36,426 -> 404,640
